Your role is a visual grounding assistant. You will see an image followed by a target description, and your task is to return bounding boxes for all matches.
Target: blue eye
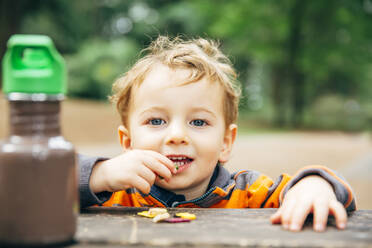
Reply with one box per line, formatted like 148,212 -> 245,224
190,119 -> 207,127
149,118 -> 165,126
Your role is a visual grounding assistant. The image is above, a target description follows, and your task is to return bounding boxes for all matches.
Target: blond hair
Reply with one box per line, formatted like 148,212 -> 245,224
109,36 -> 241,127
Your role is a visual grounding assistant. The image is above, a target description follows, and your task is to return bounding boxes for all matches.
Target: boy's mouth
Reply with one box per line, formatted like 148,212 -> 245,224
166,155 -> 194,173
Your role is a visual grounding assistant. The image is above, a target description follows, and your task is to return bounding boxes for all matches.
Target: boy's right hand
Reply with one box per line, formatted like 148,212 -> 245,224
89,150 -> 176,194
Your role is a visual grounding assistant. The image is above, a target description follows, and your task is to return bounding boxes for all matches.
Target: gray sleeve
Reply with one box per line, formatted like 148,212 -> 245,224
281,167 -> 356,211
78,154 -> 113,208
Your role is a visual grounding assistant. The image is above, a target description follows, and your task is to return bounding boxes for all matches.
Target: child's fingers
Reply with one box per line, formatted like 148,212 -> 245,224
288,199 -> 312,231
137,166 -> 157,185
131,176 -> 152,194
329,200 -> 347,229
313,199 -> 329,232
270,208 -> 282,224
142,155 -> 173,180
143,150 -> 177,174
280,197 -> 297,230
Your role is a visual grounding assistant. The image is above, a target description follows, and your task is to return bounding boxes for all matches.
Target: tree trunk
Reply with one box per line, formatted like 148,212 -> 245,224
287,0 -> 307,127
292,71 -> 305,127
271,64 -> 288,127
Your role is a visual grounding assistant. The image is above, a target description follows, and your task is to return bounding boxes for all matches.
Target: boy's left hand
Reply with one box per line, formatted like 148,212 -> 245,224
270,175 -> 347,232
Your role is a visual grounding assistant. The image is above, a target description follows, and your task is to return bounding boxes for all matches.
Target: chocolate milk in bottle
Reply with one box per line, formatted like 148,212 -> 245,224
0,35 -> 77,246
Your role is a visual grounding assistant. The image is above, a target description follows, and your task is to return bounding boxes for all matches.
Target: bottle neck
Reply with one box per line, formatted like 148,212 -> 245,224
8,100 -> 61,137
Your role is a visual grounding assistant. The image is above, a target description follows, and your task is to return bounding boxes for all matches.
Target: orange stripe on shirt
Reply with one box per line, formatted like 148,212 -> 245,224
263,173 -> 291,208
246,175 -> 274,208
103,190 -> 154,207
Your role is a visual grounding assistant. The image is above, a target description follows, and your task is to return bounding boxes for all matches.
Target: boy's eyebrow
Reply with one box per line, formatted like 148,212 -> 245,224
190,107 -> 217,119
139,107 -> 218,118
139,107 -> 165,116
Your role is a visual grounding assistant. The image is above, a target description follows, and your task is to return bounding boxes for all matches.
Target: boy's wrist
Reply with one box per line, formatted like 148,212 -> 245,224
299,175 -> 334,192
280,165 -> 355,209
89,160 -> 109,193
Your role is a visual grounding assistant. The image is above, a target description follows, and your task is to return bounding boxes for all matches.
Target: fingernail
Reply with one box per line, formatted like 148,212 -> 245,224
290,223 -> 300,231
315,224 -> 324,232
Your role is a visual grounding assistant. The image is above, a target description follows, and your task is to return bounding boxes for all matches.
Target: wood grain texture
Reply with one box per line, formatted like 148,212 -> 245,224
70,207 -> 372,247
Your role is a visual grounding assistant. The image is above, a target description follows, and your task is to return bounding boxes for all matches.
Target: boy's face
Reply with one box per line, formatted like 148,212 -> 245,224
119,64 -> 236,191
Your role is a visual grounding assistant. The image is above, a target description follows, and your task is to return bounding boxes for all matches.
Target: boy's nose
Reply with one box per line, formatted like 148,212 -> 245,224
165,122 -> 189,145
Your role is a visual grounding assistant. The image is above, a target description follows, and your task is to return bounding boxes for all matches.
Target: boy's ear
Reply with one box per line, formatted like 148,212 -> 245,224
118,125 -> 131,150
219,124 -> 237,163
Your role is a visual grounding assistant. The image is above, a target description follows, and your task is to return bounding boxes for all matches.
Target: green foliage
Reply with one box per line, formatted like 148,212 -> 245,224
305,95 -> 368,131
2,0 -> 372,130
66,38 -> 140,100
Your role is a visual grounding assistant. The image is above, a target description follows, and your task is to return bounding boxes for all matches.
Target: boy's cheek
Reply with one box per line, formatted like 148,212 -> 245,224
130,130 -> 159,147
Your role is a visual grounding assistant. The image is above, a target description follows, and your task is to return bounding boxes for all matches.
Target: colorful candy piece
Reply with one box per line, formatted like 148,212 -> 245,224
153,212 -> 170,223
164,218 -> 191,223
137,208 -> 168,218
137,209 -> 195,224
148,208 -> 168,215
137,211 -> 157,218
175,212 -> 196,220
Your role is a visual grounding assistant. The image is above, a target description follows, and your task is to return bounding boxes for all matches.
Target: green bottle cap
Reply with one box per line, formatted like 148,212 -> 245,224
2,34 -> 66,95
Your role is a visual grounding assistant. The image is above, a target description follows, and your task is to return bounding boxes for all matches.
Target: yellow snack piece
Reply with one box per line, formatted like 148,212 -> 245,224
175,212 -> 196,220
137,208 -> 168,218
148,208 -> 168,215
137,211 -> 157,218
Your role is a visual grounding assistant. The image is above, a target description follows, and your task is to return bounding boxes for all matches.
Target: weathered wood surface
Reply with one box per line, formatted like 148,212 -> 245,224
71,207 -> 372,248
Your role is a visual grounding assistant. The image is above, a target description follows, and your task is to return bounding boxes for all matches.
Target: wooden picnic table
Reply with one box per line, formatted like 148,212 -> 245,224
70,207 -> 372,248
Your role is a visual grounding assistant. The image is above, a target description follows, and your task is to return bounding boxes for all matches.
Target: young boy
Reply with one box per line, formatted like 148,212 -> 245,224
79,36 -> 355,232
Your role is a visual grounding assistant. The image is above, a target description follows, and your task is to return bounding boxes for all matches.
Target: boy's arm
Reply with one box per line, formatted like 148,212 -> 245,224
268,165 -> 356,232
260,166 -> 355,211
78,150 -> 176,208
280,165 -> 356,211
78,154 -> 113,208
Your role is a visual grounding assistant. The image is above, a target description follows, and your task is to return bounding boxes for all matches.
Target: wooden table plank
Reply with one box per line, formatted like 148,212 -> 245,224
71,207 -> 372,247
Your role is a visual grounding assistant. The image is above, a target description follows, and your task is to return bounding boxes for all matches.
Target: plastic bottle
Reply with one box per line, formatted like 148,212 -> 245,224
0,35 -> 77,246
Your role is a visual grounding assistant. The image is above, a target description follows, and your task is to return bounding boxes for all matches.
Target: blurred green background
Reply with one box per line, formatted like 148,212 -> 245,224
1,0 -> 372,131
